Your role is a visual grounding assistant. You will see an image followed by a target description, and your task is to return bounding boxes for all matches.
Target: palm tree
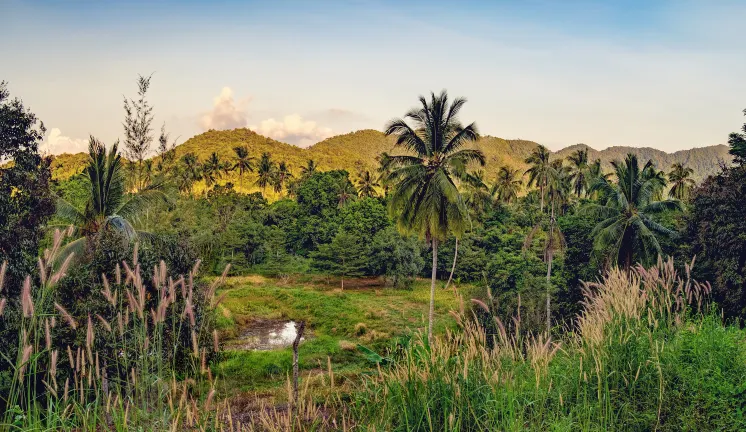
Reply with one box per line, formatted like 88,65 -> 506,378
525,145 -> 552,212
176,152 -> 201,197
491,166 -> 522,204
256,152 -> 275,194
524,160 -> 569,334
566,147 -> 589,197
643,163 -> 668,201
376,152 -> 394,197
356,170 -> 380,198
336,179 -> 357,207
584,154 -> 682,269
300,159 -> 317,178
667,162 -> 695,201
232,146 -> 255,191
462,170 -> 491,217
272,161 -> 293,196
384,90 -> 485,341
202,152 -> 224,189
55,137 -> 166,255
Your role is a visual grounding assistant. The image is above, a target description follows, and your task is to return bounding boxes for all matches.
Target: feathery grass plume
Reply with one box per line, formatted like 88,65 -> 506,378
21,275 -> 34,317
55,302 -> 77,329
132,242 -> 139,266
205,389 -> 216,411
0,298 -> 6,316
101,274 -> 116,306
0,260 -> 7,292
115,263 -> 121,285
183,298 -> 195,326
191,330 -> 199,357
95,314 -> 112,333
19,344 -> 33,381
86,315 -> 95,350
38,256 -> 47,285
212,292 -> 228,309
45,318 -> 52,350
212,330 -> 219,352
50,252 -> 74,286
67,345 -> 74,368
63,377 -> 69,403
117,312 -> 124,335
50,349 -> 58,380
159,260 -> 167,286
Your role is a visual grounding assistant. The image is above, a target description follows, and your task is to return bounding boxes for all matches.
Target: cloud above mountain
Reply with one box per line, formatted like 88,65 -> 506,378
250,114 -> 333,148
40,128 -> 88,155
199,87 -> 249,131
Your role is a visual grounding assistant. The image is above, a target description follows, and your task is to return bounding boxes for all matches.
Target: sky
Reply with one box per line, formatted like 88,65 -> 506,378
2,0 -> 745,154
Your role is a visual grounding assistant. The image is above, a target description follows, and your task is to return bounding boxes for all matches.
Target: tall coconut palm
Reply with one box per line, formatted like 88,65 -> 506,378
272,161 -> 293,196
256,152 -> 275,194
176,152 -> 201,197
524,160 -> 569,334
584,154 -> 682,269
55,137 -> 166,255
357,170 -> 379,198
384,90 -> 485,341
336,179 -> 357,207
376,152 -> 394,197
232,145 -> 254,191
202,152 -> 224,189
525,145 -> 552,212
667,162 -> 695,201
491,166 -> 522,204
300,159 -> 317,178
462,170 -> 491,217
567,147 -> 590,197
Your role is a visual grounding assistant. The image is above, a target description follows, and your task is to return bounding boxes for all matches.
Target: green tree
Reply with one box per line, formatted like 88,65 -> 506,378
356,170 -> 379,198
491,166 -> 522,204
336,178 -> 357,207
584,154 -> 681,269
525,145 -> 551,212
300,159 -> 317,178
567,147 -> 590,197
202,152 -> 225,189
384,90 -> 485,341
524,160 -> 569,334
272,161 -> 292,196
256,152 -> 275,194
727,108 -> 746,165
311,231 -> 368,289
232,145 -> 254,191
0,81 -> 56,296
667,162 -> 695,201
122,74 -> 154,192
55,137 -> 166,255
176,152 -> 201,196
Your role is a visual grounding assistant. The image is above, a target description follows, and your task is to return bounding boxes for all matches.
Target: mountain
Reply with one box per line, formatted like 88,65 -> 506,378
48,128 -> 731,191
553,144 -> 731,181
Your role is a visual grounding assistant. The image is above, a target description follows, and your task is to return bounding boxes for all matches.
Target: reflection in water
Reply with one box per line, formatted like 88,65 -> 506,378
230,320 -> 308,351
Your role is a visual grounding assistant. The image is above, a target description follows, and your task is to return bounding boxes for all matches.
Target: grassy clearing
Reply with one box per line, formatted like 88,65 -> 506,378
213,276 -> 472,394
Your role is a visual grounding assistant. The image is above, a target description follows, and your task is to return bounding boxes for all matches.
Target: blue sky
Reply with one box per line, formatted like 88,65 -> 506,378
2,0 -> 745,154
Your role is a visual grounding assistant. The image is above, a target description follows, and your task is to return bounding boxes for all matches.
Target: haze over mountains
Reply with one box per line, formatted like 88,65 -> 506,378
49,128 -> 731,186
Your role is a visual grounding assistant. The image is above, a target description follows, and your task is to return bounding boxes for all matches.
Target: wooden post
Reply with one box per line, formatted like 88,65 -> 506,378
291,320 -> 306,427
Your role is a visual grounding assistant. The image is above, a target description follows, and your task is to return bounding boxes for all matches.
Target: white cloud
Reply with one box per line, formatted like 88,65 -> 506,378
199,87 -> 249,131
40,128 -> 88,155
250,114 -> 333,147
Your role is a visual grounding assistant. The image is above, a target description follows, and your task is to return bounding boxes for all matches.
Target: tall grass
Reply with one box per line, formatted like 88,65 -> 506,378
348,258 -> 746,431
0,228 -> 229,431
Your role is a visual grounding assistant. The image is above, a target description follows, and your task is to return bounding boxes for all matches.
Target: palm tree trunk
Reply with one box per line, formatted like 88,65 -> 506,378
546,202 -> 555,336
540,183 -> 545,213
444,238 -> 458,292
428,238 -> 438,343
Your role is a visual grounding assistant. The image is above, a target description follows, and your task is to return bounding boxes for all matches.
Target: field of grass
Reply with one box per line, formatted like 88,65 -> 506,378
212,275 -> 473,397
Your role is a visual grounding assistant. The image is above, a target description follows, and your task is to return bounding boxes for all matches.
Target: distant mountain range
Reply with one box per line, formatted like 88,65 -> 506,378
49,128 -> 732,192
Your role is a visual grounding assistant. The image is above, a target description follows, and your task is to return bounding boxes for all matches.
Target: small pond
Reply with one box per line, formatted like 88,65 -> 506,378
228,320 -> 310,351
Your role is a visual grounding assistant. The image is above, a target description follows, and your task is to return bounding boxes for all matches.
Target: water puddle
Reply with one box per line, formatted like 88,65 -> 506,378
229,320 -> 310,351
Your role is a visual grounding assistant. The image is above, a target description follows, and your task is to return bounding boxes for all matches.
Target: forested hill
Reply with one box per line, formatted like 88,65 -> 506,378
48,128 -> 730,183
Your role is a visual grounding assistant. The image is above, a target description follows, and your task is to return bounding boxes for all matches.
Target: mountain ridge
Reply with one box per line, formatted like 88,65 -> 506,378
48,129 -> 731,188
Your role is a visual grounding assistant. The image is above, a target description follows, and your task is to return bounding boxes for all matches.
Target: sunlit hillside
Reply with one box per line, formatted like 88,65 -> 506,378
47,128 -> 731,189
